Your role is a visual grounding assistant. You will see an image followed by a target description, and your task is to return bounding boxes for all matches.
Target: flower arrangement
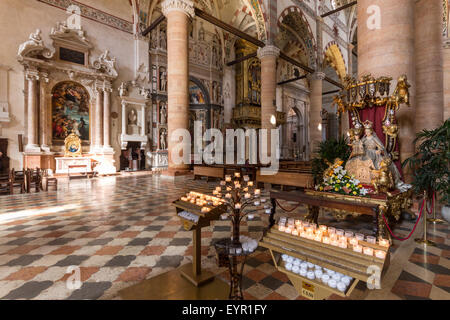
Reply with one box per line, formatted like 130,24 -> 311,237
315,163 -> 370,197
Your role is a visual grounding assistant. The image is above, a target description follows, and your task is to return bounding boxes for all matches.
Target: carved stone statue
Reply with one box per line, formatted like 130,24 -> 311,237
160,69 -> 167,92
93,50 -> 118,77
198,22 -> 205,41
160,104 -> 167,124
160,129 -> 167,150
127,109 -> 140,135
118,82 -> 128,97
18,29 -> 54,60
160,27 -> 167,49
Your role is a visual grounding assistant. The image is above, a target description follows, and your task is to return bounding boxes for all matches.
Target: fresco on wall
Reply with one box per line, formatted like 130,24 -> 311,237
189,81 -> 206,104
52,81 -> 90,143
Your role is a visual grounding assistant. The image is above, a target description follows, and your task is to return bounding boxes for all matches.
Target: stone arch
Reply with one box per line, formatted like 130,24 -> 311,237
278,6 -> 316,68
323,41 -> 347,80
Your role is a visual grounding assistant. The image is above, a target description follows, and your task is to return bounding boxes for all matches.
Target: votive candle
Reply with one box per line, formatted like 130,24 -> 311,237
323,237 -> 330,244
336,229 -> 345,236
345,231 -> 354,238
314,235 -> 322,242
328,227 -> 336,235
292,230 -> 299,236
338,241 -> 348,249
279,225 -> 286,232
363,247 -> 374,256
366,236 -> 376,244
353,245 -> 363,253
319,225 -> 327,232
355,233 -> 365,241
378,239 -> 389,247
300,231 -> 307,238
331,239 -> 339,247
349,237 -> 358,246
375,250 -> 386,259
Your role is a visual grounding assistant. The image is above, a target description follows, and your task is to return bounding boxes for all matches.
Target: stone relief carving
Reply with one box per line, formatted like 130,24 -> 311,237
18,29 -> 55,61
160,128 -> 167,150
160,103 -> 167,124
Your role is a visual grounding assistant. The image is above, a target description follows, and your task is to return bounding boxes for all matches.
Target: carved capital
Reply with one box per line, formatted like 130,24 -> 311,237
161,0 -> 195,19
103,81 -> 113,93
25,69 -> 40,81
257,45 -> 280,60
307,72 -> 326,81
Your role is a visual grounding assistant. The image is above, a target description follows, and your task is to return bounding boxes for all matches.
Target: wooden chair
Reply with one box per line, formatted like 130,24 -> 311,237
42,169 -> 58,191
10,169 -> 25,194
0,172 -> 12,195
26,168 -> 42,193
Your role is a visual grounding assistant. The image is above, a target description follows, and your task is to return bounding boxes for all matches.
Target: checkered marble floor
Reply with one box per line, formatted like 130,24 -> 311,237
0,174 -> 448,300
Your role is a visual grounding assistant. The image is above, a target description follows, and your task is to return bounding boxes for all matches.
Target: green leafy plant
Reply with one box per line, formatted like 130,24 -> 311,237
311,136 -> 351,185
403,119 -> 450,206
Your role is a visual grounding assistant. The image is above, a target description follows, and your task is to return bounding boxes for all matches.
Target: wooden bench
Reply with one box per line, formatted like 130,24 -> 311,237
193,165 -> 225,181
256,169 -> 314,190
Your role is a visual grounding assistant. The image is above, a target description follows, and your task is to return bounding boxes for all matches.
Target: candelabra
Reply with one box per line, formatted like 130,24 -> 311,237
213,172 -> 272,300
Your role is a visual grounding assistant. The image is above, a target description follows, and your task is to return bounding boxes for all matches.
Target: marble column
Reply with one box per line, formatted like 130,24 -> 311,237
308,72 -> 325,157
357,0 -> 415,180
444,39 -> 450,121
103,83 -> 113,152
223,65 -> 236,125
257,45 -> 280,155
39,73 -> 51,153
415,0 -> 444,131
92,86 -> 104,153
25,70 -> 41,153
162,0 -> 194,173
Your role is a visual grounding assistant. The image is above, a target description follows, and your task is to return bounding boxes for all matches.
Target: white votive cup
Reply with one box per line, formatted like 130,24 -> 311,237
300,262 -> 308,270
322,274 -> 330,285
315,270 -> 323,279
300,269 -> 307,277
328,279 -> 337,289
363,247 -> 374,256
345,231 -> 354,238
337,282 -> 347,292
336,229 -> 345,236
285,263 -> 293,271
355,233 -> 365,241
281,254 -> 288,261
366,236 -> 376,244
307,271 -> 315,280
292,266 -> 300,274
375,250 -> 386,259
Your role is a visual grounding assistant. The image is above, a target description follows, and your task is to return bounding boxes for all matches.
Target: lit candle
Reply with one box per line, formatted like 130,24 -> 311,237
330,233 -> 338,241
292,230 -> 299,236
339,236 -> 348,243
279,225 -> 286,232
353,245 -> 363,253
225,175 -> 232,182
328,227 -> 336,235
235,184 -> 241,189
323,237 -> 330,244
244,175 -> 249,182
375,250 -> 386,259
338,241 -> 348,249
261,198 -> 267,203
319,225 -> 327,232
213,190 -> 218,195
255,189 -> 261,196
235,203 -> 241,210
331,239 -> 339,247
243,187 -> 249,192
300,231 -> 307,238
247,214 -> 255,220
201,207 -> 210,213
336,229 -> 345,236
265,209 -> 271,214
285,228 -> 292,234
235,172 -> 241,178
363,247 -> 374,256
378,239 -> 390,247
248,181 -> 254,187
254,201 -> 260,206
295,220 -> 301,226
226,187 -> 232,192
314,235 -> 322,242
220,180 -> 226,186
244,193 -> 251,199
225,193 -> 232,199
349,237 -> 358,246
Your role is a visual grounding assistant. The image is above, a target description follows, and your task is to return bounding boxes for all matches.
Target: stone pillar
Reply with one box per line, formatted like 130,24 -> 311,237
308,72 -> 325,156
358,0 -> 415,179
92,85 -> 104,153
25,70 -> 41,153
444,39 -> 450,121
39,73 -> 51,153
415,0 -> 444,131
103,82 -> 113,152
223,65 -> 236,125
257,45 -> 280,155
162,0 -> 194,174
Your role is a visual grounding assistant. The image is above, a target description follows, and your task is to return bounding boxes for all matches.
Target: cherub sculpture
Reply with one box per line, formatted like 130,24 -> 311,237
370,157 -> 395,196
392,75 -> 411,107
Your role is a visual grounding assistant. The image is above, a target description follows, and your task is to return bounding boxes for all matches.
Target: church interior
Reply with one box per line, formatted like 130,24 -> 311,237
0,0 -> 449,302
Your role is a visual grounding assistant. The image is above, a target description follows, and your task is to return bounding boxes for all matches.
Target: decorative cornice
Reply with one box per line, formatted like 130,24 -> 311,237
257,45 -> 280,59
161,0 -> 195,19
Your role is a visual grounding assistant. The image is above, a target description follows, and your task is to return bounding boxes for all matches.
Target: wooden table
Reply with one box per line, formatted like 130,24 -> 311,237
269,189 -> 413,241
172,199 -> 227,287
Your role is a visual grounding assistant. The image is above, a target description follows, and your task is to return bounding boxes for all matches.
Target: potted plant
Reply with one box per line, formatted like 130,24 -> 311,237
403,119 -> 450,222
311,136 -> 351,185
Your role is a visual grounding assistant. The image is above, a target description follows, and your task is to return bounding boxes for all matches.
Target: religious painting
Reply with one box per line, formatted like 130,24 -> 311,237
52,81 -> 90,143
189,81 -> 206,104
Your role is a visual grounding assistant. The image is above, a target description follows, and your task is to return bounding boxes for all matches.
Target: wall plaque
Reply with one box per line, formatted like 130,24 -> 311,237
59,47 -> 85,65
